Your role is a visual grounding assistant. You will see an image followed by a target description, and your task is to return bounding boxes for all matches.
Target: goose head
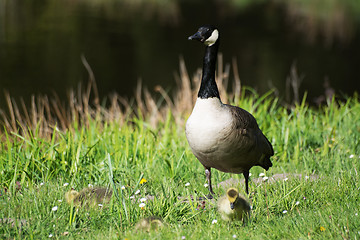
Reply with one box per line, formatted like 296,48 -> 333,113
188,25 -> 219,46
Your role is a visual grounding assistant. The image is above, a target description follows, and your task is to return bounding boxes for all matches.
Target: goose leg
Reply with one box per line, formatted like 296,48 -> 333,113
205,167 -> 214,199
243,170 -> 249,194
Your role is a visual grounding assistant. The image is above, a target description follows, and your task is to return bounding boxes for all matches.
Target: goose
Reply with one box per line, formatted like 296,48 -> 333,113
65,187 -> 112,208
185,25 -> 274,197
217,188 -> 251,222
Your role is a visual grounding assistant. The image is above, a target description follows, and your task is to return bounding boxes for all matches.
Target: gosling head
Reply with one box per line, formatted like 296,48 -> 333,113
65,188 -> 79,204
226,188 -> 239,210
188,25 -> 219,46
149,218 -> 164,231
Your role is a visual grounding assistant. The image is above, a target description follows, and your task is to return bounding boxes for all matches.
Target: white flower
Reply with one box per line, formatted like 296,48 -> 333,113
98,204 -> 103,207
58,200 -> 62,203
284,178 -> 288,181
140,197 -> 147,202
181,236 -> 186,240
305,176 -> 309,179
262,176 -> 269,181
211,219 -> 217,224
130,196 -> 135,199
249,173 -> 252,177
185,182 -> 190,187
232,234 -> 237,238
259,173 -> 265,177
135,189 -> 140,195
295,201 -> 300,205
49,234 -> 53,238
40,182 -> 44,186
139,203 -> 146,208
52,206 -> 58,212
88,184 -> 93,188
349,154 -> 355,158
204,183 -> 209,188
282,210 -> 288,214
121,185 -> 125,190
63,183 -> 69,187
355,213 -> 358,216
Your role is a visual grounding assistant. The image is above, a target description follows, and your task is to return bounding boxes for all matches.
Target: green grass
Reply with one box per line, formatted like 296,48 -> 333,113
1,85 -> 360,239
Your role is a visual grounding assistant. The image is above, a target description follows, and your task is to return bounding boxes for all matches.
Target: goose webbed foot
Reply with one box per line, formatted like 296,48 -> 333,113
205,193 -> 215,199
198,193 -> 215,201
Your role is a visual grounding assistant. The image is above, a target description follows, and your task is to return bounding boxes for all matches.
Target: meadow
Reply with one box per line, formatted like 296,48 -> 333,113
1,59 -> 360,239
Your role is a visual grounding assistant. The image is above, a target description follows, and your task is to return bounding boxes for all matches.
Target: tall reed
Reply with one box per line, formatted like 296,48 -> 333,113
0,55 -> 246,141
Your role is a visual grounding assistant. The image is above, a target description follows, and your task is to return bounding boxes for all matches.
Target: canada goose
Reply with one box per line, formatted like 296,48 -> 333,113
65,187 -> 112,208
134,216 -> 164,232
217,188 -> 251,221
186,25 -> 274,196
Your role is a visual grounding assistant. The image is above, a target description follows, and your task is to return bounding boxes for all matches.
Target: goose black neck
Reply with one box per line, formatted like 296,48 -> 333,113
198,41 -> 220,99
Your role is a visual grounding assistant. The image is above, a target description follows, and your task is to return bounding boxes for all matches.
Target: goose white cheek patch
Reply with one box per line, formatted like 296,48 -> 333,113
205,29 -> 219,46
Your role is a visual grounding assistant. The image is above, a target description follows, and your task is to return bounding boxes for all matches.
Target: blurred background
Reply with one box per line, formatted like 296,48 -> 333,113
1,0 -> 360,110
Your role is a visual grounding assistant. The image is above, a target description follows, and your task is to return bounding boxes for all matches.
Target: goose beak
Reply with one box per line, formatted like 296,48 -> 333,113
230,202 -> 234,210
188,32 -> 204,42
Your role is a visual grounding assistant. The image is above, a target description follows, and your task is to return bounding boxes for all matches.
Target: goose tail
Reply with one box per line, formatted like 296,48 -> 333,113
258,155 -> 273,171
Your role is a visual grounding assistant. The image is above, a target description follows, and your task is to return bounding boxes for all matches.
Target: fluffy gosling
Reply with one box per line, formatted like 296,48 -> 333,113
65,187 -> 112,208
134,216 -> 164,232
217,188 -> 251,222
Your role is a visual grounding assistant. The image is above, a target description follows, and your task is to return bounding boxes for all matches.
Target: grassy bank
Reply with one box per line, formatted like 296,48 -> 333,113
1,62 -> 360,239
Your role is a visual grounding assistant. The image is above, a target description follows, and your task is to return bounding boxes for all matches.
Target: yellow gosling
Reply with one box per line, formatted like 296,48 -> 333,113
217,188 -> 251,222
65,187 -> 112,208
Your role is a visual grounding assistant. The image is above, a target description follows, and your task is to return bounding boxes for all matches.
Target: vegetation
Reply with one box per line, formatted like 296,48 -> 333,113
222,0 -> 360,45
1,59 -> 360,239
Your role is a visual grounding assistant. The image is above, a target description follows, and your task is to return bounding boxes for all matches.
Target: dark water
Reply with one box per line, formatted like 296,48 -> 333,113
1,0 -> 360,111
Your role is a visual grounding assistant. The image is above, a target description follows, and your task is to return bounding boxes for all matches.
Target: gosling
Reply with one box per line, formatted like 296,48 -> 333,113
217,188 -> 251,222
134,216 -> 164,232
65,187 -> 112,208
